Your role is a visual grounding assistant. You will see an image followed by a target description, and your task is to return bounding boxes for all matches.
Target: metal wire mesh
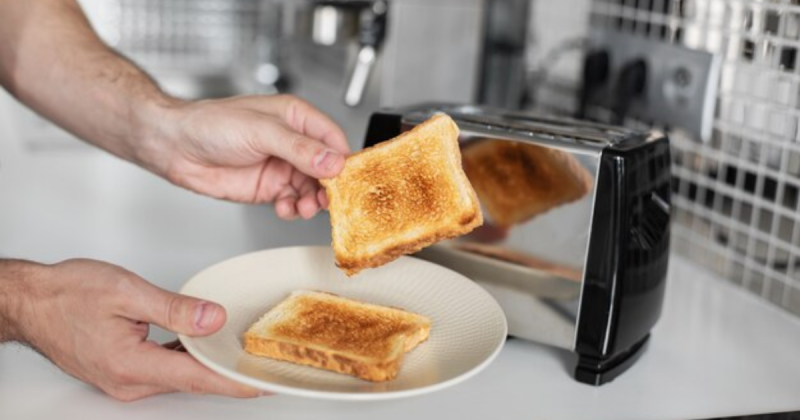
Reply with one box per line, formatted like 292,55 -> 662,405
79,0 -> 281,77
582,0 -> 800,316
18,0 -> 284,150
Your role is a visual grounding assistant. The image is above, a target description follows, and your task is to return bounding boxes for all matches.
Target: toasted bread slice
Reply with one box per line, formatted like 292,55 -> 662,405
461,140 -> 593,227
244,290 -> 431,382
321,114 -> 483,276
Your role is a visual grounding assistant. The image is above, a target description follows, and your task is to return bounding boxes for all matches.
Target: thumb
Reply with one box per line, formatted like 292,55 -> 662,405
130,282 -> 226,336
256,120 -> 346,179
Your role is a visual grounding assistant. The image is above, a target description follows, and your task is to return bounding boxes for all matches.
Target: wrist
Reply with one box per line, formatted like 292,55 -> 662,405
128,90 -> 188,178
0,259 -> 45,344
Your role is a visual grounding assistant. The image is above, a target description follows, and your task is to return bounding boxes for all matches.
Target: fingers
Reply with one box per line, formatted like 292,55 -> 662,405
282,96 -> 350,155
235,94 -> 350,155
131,343 -> 262,399
124,280 -> 226,337
275,188 -> 323,220
256,120 -> 346,180
291,169 -> 322,220
317,189 -> 330,209
273,189 -> 321,220
296,183 -> 321,220
259,158 -> 327,219
274,189 -> 299,220
255,157 -> 294,204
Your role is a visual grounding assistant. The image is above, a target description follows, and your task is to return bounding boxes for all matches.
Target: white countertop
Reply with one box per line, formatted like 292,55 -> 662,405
3,92 -> 800,420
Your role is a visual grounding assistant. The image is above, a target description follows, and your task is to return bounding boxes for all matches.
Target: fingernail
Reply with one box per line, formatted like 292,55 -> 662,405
259,391 -> 273,397
313,149 -> 341,171
194,301 -> 219,330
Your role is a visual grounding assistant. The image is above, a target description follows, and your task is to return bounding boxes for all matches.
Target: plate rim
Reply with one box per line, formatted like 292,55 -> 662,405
178,245 -> 508,401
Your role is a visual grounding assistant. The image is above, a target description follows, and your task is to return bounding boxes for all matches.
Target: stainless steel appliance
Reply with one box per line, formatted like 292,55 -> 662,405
284,0 -> 485,148
363,104 -> 672,385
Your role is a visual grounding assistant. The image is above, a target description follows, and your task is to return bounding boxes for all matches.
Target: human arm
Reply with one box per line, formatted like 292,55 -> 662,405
0,0 -> 349,219
0,258 -> 260,401
0,260 -> 27,344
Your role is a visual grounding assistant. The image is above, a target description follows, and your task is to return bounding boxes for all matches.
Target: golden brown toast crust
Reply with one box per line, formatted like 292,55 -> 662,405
244,291 -> 431,382
243,335 -> 406,382
270,294 -> 421,358
333,210 -> 481,276
322,114 -> 483,276
461,140 -> 593,227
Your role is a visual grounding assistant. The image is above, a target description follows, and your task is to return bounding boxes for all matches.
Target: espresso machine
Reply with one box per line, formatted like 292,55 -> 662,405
282,0 -> 528,148
363,103 -> 672,386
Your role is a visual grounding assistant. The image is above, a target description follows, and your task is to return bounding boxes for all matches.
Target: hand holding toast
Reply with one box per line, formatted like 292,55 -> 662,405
0,259 -> 262,401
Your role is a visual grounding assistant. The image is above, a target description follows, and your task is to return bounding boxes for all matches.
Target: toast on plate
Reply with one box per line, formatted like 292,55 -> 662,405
321,113 -> 483,276
244,290 -> 431,382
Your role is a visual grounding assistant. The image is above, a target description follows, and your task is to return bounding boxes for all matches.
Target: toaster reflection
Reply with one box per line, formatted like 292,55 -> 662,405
417,138 -> 597,349
457,138 -> 597,274
461,139 -> 594,229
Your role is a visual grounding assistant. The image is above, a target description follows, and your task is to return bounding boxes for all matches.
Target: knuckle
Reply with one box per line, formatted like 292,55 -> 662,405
186,379 -> 209,395
110,272 -> 144,311
115,272 -> 140,292
281,95 -> 311,125
276,93 -> 301,106
106,387 -> 145,403
56,258 -> 97,271
107,363 -> 136,385
165,295 -> 184,332
288,95 -> 310,110
289,135 -> 313,159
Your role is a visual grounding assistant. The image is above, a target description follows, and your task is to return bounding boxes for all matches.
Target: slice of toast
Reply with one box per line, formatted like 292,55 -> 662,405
321,113 -> 483,276
244,290 -> 431,382
461,140 -> 593,227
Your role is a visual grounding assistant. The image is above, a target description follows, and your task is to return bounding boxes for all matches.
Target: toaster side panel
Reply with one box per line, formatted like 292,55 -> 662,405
574,134 -> 672,385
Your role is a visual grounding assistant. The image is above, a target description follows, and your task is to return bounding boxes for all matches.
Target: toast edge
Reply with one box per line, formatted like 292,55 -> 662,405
335,210 -> 482,276
244,333 -> 405,382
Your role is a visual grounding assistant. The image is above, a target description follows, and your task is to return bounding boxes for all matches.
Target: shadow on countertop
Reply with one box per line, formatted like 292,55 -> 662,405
713,412 -> 800,420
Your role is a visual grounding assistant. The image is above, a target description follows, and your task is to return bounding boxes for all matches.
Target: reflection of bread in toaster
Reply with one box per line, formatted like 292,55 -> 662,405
466,221 -> 510,244
461,140 -> 593,227
244,290 -> 431,382
453,242 -> 583,282
321,114 -> 483,276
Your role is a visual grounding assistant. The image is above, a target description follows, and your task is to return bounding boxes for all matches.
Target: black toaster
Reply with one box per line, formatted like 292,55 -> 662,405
362,104 -> 671,385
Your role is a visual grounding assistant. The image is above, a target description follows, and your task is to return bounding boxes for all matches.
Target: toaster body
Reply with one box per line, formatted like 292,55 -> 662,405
363,104 -> 671,385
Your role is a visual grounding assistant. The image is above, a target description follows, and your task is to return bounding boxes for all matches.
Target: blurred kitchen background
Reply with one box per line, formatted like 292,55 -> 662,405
2,0 -> 800,319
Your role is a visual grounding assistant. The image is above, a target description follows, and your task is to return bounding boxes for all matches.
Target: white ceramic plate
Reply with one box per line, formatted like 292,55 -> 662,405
178,246 -> 507,401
